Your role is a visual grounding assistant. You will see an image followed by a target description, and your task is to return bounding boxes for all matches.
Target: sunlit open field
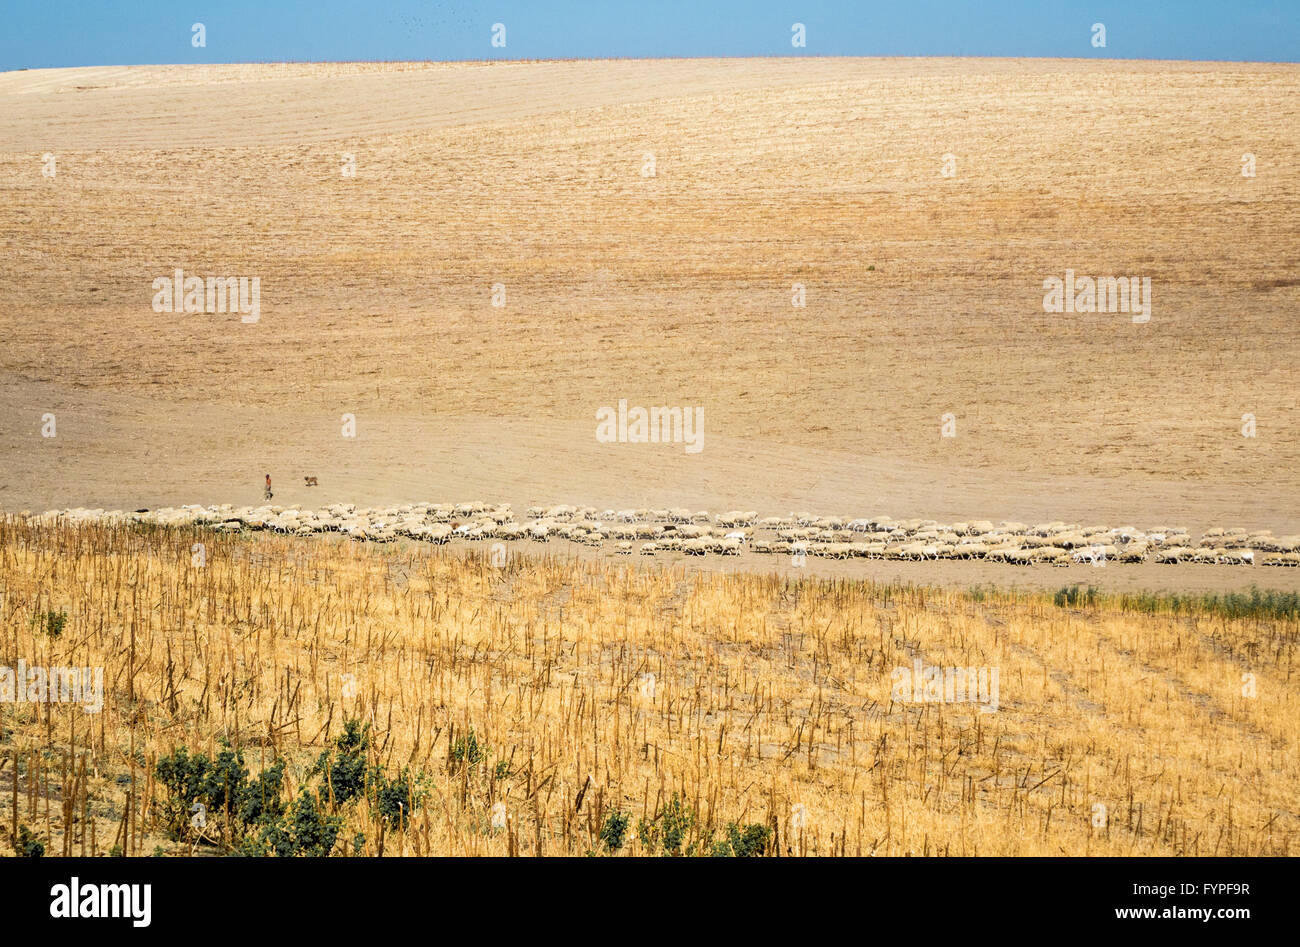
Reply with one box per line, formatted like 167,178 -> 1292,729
1,57 -> 1298,857
1,520 -> 1295,856
0,58 -> 1297,538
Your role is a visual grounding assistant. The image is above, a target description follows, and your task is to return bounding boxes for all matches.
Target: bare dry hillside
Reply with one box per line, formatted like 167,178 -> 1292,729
0,58 -> 1297,546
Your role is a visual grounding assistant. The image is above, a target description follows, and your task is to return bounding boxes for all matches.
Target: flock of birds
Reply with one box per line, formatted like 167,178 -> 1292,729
20,502 -> 1300,567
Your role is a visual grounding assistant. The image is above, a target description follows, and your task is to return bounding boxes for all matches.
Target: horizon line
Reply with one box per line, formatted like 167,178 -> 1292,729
6,52 -> 1300,76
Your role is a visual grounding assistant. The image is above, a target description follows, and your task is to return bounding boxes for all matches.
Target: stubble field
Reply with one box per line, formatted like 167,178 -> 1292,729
1,519 -> 1296,856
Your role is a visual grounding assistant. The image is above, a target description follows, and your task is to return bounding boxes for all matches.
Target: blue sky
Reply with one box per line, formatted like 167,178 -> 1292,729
2,1 -> 1296,71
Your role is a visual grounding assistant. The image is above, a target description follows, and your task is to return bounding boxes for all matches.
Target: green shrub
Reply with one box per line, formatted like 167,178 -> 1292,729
286,791 -> 343,856
313,719 -> 370,805
156,744 -> 286,846
239,791 -> 343,858
14,825 -> 44,857
637,793 -> 697,856
372,767 -> 427,831
202,745 -> 251,816
155,719 -> 425,856
31,610 -> 67,637
238,759 -> 287,826
598,809 -> 630,851
1053,584 -> 1097,608
449,728 -> 487,767
709,822 -> 772,857
155,746 -> 215,839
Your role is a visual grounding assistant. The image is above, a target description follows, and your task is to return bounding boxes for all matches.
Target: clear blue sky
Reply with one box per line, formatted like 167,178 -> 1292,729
2,1 -> 1296,71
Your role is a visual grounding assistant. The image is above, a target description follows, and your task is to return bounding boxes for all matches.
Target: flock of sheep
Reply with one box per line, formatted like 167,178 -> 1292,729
19,502 -> 1300,568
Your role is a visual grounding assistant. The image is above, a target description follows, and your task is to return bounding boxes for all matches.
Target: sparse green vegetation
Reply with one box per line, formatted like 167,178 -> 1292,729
154,719 -> 425,856
31,609 -> 66,637
313,719 -> 370,806
14,825 -> 45,857
449,728 -> 488,768
710,822 -> 772,857
1054,584 -> 1098,609
637,793 -> 697,857
598,809 -> 630,852
1050,583 -> 1300,621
